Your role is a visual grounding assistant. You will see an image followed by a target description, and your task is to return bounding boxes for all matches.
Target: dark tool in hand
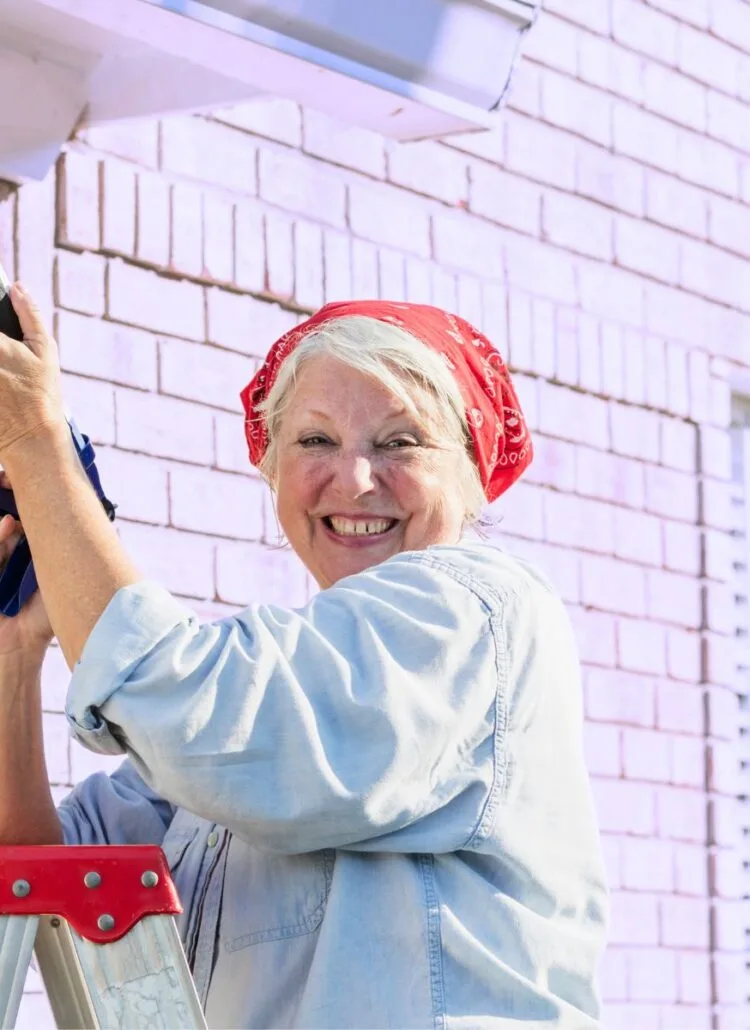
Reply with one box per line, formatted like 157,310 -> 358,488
0,264 -> 116,616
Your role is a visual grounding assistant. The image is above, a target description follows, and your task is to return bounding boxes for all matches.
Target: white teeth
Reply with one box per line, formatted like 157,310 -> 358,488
328,517 -> 394,537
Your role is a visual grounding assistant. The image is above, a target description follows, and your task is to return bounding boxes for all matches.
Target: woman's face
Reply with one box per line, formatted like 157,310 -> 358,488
273,355 -> 469,588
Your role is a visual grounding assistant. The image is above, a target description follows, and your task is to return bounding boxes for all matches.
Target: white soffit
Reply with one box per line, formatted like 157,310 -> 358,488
0,0 -> 540,181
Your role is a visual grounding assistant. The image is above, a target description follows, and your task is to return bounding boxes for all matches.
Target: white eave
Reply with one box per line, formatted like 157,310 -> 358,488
0,0 -> 540,181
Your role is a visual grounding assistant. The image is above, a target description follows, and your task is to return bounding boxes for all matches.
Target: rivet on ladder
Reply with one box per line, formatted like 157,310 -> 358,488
141,870 -> 159,888
97,914 -> 115,932
84,871 -> 102,889
11,879 -> 30,898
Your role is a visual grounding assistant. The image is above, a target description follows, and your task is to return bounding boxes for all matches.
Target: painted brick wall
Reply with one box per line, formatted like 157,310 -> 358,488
2,0 -> 749,1026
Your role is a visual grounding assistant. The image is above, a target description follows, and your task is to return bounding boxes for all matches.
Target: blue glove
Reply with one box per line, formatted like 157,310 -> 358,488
0,418 -> 116,617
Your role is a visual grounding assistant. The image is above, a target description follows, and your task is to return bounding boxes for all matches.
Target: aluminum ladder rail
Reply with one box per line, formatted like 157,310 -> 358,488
0,845 -> 206,1029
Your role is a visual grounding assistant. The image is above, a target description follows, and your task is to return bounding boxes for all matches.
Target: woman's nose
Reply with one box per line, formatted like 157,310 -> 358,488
336,454 -> 376,497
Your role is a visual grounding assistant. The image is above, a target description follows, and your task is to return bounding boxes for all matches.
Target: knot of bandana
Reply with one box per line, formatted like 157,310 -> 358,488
240,301 -> 533,503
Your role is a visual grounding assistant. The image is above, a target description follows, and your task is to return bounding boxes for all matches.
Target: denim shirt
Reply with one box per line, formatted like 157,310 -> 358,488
59,542 -> 608,1029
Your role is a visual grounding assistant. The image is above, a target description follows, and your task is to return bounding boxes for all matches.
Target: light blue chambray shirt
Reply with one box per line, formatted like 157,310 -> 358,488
59,542 -> 608,1029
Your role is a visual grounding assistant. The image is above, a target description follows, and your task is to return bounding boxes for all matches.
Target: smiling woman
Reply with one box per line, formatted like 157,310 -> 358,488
0,291 -> 608,1029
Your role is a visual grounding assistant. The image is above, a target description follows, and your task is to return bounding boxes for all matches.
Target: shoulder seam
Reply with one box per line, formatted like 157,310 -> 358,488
399,551 -> 508,616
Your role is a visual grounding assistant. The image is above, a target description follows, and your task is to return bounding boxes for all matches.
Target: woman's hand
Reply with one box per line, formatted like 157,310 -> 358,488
0,283 -> 66,462
0,483 -> 53,660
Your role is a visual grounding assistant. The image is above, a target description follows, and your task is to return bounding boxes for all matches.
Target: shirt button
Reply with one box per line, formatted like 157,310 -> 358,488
206,832 -> 219,848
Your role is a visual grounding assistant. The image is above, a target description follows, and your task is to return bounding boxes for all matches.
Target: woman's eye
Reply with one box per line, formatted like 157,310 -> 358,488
383,437 -> 418,449
299,435 -> 331,448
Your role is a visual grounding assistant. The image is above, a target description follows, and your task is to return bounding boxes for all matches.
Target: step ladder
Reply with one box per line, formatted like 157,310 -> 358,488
0,845 -> 207,1029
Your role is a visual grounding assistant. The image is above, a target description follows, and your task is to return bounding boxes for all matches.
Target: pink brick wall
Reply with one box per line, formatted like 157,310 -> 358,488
3,0 -> 749,1025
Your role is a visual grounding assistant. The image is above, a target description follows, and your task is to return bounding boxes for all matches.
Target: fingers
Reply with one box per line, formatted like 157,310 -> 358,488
0,513 -> 21,565
0,469 -> 11,490
9,283 -> 49,357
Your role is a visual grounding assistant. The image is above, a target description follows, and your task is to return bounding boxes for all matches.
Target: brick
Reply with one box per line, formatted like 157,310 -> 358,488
543,192 -> 613,260
351,239 -> 379,298
666,629 -> 702,684
702,528 -> 733,583
259,148 -> 346,229
160,115 -> 257,194
583,722 -> 621,777
349,181 -> 432,258
506,60 -> 541,118
677,951 -> 712,1006
709,796 -> 743,849
715,0 -> 750,52
108,261 -> 205,340
480,283 -> 509,354
57,149 -> 100,251
657,785 -> 706,842
662,520 -> 701,577
531,298 -> 555,379
622,329 -> 647,405
544,493 -> 615,555
707,90 -> 750,154
705,683 -> 739,739
540,71 -> 611,147
118,521 -> 214,599
543,0 -> 610,34
700,478 -> 732,531
378,249 -> 406,302
678,129 -> 739,198
615,217 -> 680,284
294,221 -> 324,309
644,336 -> 668,410
469,165 -> 541,235
645,171 -> 707,238
206,288 -> 295,357
678,24 -> 740,93
613,105 -> 679,174
664,341 -> 690,417
613,507 -> 663,566
577,314 -> 602,394
216,539 -> 310,609
212,99 -> 302,147
599,947 -> 627,1002
703,581 -> 735,636
504,538 -> 578,603
404,258 -> 432,305
709,371 -> 732,429
645,465 -> 698,523
576,448 -> 645,508
159,336 -> 250,412
618,617 -> 667,675
61,373 -> 116,445
115,389 -> 214,464
432,212 -> 503,279
507,291 -> 532,372
215,410 -> 252,475
600,323 -> 625,398
609,892 -> 659,947
136,171 -> 170,267
700,426 -> 732,481
710,849 -> 745,899
95,447 -> 169,525
233,201 -> 266,293
55,249 -> 106,317
56,309 -> 157,390
675,843 -> 708,895
707,742 -> 743,797
600,835 -> 622,889
170,180 -> 203,278
648,0 -> 709,26
612,0 -> 678,63
579,262 -> 645,328
647,569 -> 701,629
577,36 -> 645,104
581,555 -> 647,616
491,481 -> 544,541
711,898 -> 747,950
591,779 -> 656,836
643,64 -> 707,132
713,954 -> 747,1006
661,416 -> 696,475
170,466 -> 264,540
264,211 -> 295,299
505,234 -> 577,304
323,230 -> 353,303
456,276 -> 482,327
202,191 -> 234,283
17,172 -> 55,324
540,384 -> 610,449
387,141 -> 467,205
505,115 -> 577,190
523,12 -> 578,73
671,734 -> 705,788
302,109 -> 386,178
709,195 -> 750,259
610,403 -> 661,462
567,606 -> 617,666
702,636 -> 737,690
85,120 -> 159,167
621,836 -> 674,891
586,667 -> 655,726
623,727 -> 671,782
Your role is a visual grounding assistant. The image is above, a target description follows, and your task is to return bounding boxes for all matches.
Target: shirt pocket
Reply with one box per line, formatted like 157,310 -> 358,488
222,837 -> 334,951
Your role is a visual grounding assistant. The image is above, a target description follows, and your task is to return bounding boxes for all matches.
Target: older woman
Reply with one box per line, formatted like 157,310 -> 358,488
0,287 -> 607,1028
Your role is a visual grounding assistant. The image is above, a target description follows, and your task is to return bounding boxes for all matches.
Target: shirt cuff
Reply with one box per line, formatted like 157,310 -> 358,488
65,581 -> 196,755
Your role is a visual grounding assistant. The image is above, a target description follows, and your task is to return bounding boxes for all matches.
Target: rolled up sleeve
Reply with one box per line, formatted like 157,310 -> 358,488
65,556 -> 501,853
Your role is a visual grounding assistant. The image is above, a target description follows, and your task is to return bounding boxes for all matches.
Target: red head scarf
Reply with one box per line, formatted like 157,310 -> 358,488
240,301 -> 533,503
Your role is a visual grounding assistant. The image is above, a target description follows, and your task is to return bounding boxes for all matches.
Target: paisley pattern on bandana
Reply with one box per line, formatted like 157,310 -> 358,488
240,300 -> 533,503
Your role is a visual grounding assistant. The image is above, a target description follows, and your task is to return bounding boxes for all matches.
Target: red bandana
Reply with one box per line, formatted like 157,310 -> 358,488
240,301 -> 533,503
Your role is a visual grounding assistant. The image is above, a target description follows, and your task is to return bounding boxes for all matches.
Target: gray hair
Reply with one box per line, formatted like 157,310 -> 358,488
255,315 -> 486,522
